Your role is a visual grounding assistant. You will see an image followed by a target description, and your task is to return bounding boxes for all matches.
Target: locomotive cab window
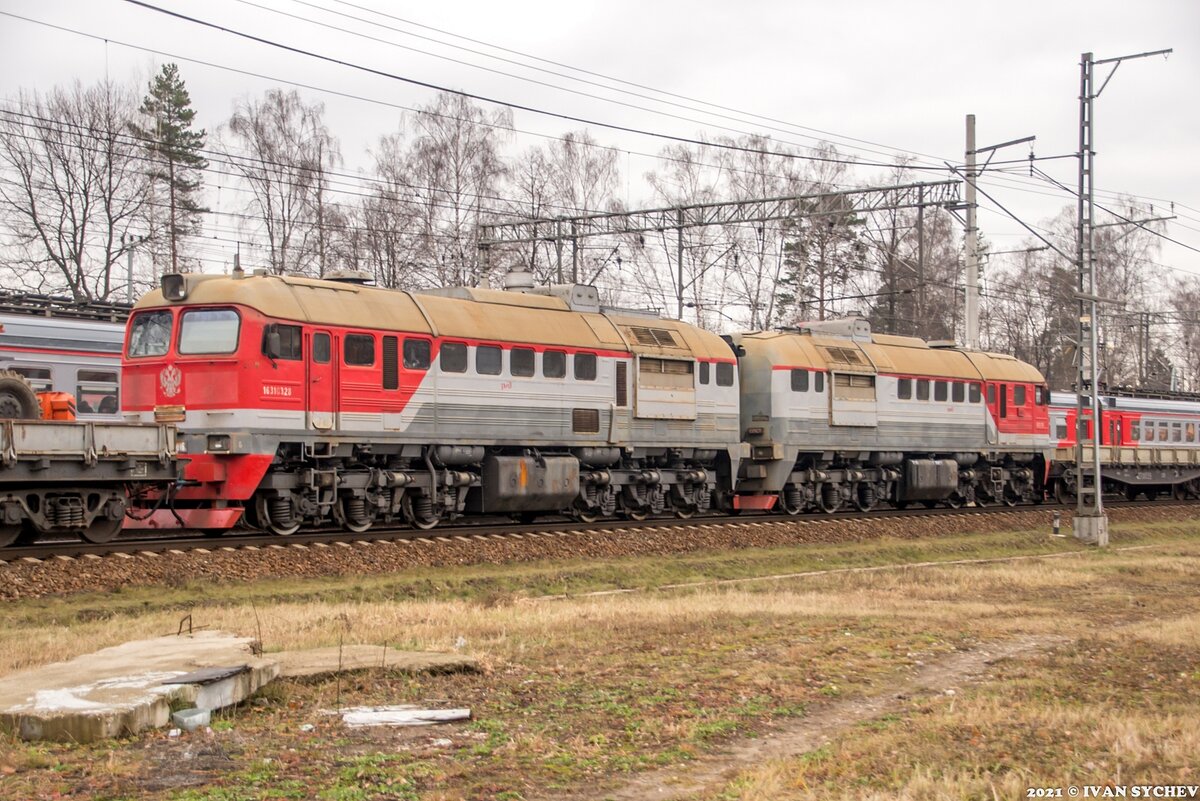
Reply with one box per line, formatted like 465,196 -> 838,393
403,338 -> 431,370
951,382 -> 965,403
477,345 -> 502,376
716,362 -> 734,387
792,369 -> 809,393
312,333 -> 330,364
699,361 -> 710,385
511,347 -> 535,377
542,350 -> 566,379
1014,385 -> 1027,406
987,384 -> 997,405
441,342 -> 467,373
916,379 -> 930,401
178,308 -> 240,355
574,352 -> 597,381
127,310 -> 173,358
1055,421 -> 1068,440
344,334 -> 375,366
262,324 -> 302,360
897,377 -> 911,400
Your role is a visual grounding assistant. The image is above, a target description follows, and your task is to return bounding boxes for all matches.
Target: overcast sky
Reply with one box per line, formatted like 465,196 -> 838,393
1,0 -> 1197,284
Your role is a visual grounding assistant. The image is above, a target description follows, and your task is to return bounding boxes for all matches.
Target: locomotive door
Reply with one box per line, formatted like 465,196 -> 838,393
308,330 -> 336,430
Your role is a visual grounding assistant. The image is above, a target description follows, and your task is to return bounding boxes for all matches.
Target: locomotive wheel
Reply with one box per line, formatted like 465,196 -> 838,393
921,500 -> 939,509
1174,483 -> 1190,500
944,494 -> 965,509
0,370 -> 39,420
1054,481 -> 1075,505
1002,490 -> 1019,507
255,495 -> 301,536
337,497 -> 376,534
571,506 -> 599,523
779,488 -> 805,516
402,494 -> 441,531
674,505 -> 697,520
0,524 -> 20,548
81,515 -> 123,544
621,505 -> 648,521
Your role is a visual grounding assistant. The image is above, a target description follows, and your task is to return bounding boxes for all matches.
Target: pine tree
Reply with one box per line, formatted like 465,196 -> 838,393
130,64 -> 208,273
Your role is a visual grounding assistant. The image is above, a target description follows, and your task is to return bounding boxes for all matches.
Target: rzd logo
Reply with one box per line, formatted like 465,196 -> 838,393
159,365 -> 183,398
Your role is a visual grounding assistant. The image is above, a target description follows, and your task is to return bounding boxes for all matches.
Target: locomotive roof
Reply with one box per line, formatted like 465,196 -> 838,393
134,273 -> 735,361
736,327 -> 1046,383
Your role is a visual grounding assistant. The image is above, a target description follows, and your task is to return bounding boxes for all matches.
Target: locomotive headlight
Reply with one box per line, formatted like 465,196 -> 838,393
207,434 -> 231,452
161,273 -> 187,301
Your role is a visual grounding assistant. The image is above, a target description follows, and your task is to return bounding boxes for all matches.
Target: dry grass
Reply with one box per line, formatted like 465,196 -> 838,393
0,522 -> 1197,801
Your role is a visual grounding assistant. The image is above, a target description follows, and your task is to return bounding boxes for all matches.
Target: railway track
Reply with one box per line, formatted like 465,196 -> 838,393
3,499 -> 1191,563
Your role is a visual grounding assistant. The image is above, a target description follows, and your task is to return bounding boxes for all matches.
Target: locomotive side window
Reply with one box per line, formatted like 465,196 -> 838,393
511,347 -> 535,377
477,345 -> 502,376
969,382 -> 981,403
1130,421 -> 1141,441
1014,385 -> 1027,406
382,336 -> 399,390
263,324 -> 302,360
441,342 -> 467,373
987,384 -> 996,404
403,338 -> 431,370
542,350 -> 566,378
127,310 -> 173,357
715,362 -> 734,387
574,352 -> 597,381
179,308 -> 240,355
814,371 -> 825,393
313,333 -> 330,364
1055,420 -> 1068,440
344,334 -> 375,366
916,379 -> 930,401
934,381 -> 948,402
699,361 -> 710,385
897,377 -> 911,400
791,369 -> 809,392
951,382 -> 965,403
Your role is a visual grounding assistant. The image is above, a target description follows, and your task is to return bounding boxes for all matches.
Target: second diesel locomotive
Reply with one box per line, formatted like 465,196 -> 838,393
119,270 -> 1060,534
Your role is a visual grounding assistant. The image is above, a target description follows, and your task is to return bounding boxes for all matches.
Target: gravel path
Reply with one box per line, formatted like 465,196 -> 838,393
0,506 -> 1192,601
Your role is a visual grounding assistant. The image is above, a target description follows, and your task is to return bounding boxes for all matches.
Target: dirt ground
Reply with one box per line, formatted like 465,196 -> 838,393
0,518 -> 1197,801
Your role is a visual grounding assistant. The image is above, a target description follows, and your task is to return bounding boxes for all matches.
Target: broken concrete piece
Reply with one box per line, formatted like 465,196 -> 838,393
0,632 -> 278,743
340,706 -> 471,727
273,645 -> 477,678
171,707 -> 210,732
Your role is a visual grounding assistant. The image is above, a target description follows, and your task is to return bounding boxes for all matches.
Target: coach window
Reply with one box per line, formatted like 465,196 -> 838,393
1130,421 -> 1141,441
403,338 -> 431,370
178,309 -> 240,355
699,362 -> 710,385
11,366 -> 52,392
313,333 -> 330,364
1173,423 -> 1183,443
952,382 -> 965,403
441,342 -> 467,373
896,377 -> 911,400
543,350 -> 566,378
1014,385 -> 1027,407
934,381 -> 948,402
969,382 -> 982,403
77,369 -> 119,414
574,352 -> 597,381
127,309 -> 172,358
344,334 -> 375,366
792,369 -> 809,392
477,345 -> 502,376
511,347 -> 535,377
814,371 -> 825,393
916,379 -> 930,401
263,324 -> 302,360
1159,424 -> 1169,442
716,362 -> 734,387
1188,422 -> 1197,442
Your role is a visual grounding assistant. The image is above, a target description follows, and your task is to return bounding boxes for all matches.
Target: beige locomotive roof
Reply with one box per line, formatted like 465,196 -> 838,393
961,350 -> 1046,383
136,273 -> 733,360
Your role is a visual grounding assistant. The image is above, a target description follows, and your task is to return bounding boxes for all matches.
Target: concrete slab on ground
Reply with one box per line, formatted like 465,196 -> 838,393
273,645 -> 478,678
0,631 -> 278,743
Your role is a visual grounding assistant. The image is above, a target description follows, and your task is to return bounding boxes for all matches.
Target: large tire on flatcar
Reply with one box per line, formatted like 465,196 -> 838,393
0,370 -> 39,419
